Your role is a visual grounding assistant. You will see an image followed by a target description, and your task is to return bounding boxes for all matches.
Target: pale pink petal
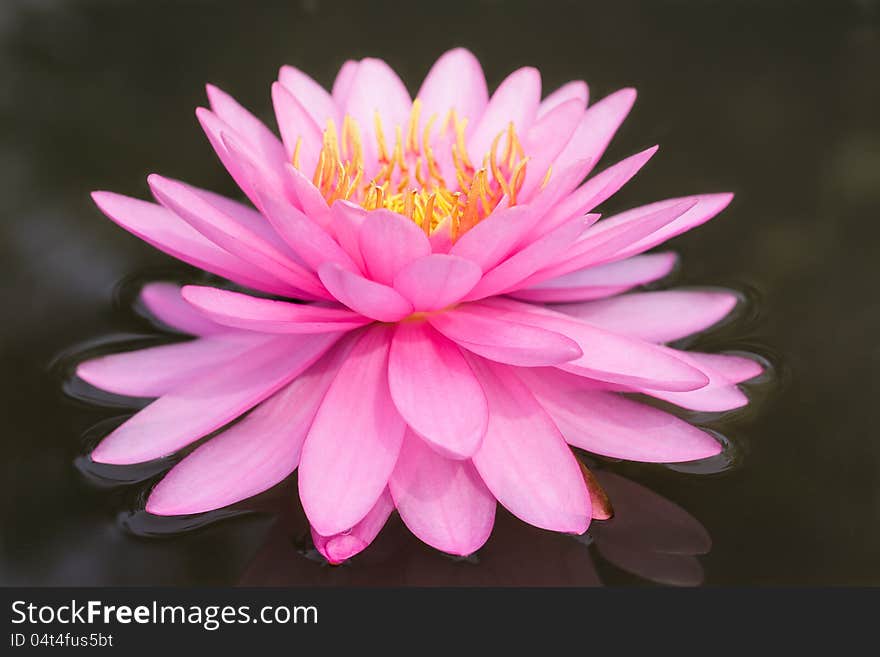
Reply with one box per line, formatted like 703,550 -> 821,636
181,285 -> 371,334
343,58 -> 412,171
390,431 -> 496,555
468,67 -> 542,161
282,163 -> 332,226
476,298 -> 709,392
311,489 -> 394,565
146,336 -> 355,515
520,98 -> 586,199
76,333 -> 269,398
448,205 -> 541,272
205,84 -> 286,167
465,214 -> 595,300
278,64 -> 340,127
331,60 -> 359,105
392,254 -> 481,311
552,87 -> 636,175
429,305 -> 582,367
139,282 -> 225,336
509,252 -> 678,303
519,158 -> 596,242
359,209 -> 431,285
90,191 -> 295,296
556,289 -> 738,343
416,47 -> 489,126
298,326 -> 406,536
328,200 -> 367,271
542,146 -> 659,231
91,333 -> 340,464
519,367 -> 721,462
147,174 -> 327,298
388,323 -> 488,459
466,356 -> 590,533
318,262 -> 413,322
537,80 -> 589,119
686,351 -> 764,383
271,81 -> 323,173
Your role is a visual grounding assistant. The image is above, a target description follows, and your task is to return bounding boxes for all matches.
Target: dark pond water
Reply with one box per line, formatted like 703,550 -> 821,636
1,0 -> 878,586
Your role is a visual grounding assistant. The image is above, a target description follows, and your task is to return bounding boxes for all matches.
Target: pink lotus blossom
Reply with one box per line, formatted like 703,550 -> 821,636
78,48 -> 761,563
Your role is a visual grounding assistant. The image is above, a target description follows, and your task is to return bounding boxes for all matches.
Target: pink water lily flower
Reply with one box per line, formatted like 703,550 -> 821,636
78,48 -> 762,563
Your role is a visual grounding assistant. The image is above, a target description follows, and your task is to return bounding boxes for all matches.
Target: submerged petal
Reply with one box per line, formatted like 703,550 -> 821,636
311,489 -> 394,565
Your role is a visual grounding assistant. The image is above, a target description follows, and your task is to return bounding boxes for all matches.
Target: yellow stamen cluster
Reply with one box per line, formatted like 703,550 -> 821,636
292,99 -> 543,239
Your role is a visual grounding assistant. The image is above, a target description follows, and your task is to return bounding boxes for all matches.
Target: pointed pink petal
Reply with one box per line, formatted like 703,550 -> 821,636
272,81 -> 323,173
520,368 -> 720,462
429,305 -> 582,367
388,323 -> 488,459
318,262 -> 412,322
181,285 -> 371,333
328,200 -> 367,271
685,351 -> 764,384
390,431 -> 496,555
91,333 -> 340,464
520,98 -> 586,199
205,83 -> 286,168
467,356 -> 590,533
299,326 -> 406,536
343,58 -> 412,170
139,282 -> 225,336
359,209 -> 431,285
332,60 -> 359,105
556,289 -> 738,343
553,87 -> 636,175
509,252 -> 678,303
392,254 -> 481,311
466,214 -> 595,300
278,64 -> 340,127
448,205 -> 541,272
90,191 -> 295,296
311,488 -> 394,564
417,47 -> 488,126
76,333 -> 269,398
146,336 -> 355,515
468,67 -> 541,161
538,80 -> 589,119
477,298 -> 709,392
148,174 -> 327,298
282,162 -> 331,225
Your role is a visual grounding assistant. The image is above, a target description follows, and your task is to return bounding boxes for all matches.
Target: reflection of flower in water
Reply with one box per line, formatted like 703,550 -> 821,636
72,48 -> 764,563
230,471 -> 709,587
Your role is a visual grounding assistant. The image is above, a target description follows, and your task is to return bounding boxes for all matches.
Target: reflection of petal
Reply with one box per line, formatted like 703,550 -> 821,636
596,542 -> 705,587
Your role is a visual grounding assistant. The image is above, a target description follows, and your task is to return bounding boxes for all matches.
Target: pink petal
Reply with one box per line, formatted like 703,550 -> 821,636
282,162 -> 332,225
359,209 -> 431,285
343,58 -> 412,171
147,174 -> 327,298
390,431 -> 496,555
468,67 -> 541,162
205,83 -> 286,168
519,368 -> 721,462
429,305 -> 582,367
388,323 -> 488,459
139,282 -> 225,336
520,98 -> 586,199
416,47 -> 489,126
311,489 -> 394,565
553,87 -> 637,176
91,333 -> 340,464
465,214 -> 595,300
318,262 -> 412,322
327,200 -> 367,271
686,351 -> 764,384
392,254 -> 481,311
181,285 -> 371,334
298,326 -> 406,536
466,356 -> 590,533
90,191 -> 294,296
556,289 -> 738,343
448,205 -> 541,272
537,80 -> 589,119
278,64 -> 340,127
476,298 -> 709,392
509,252 -> 678,303
146,336 -> 355,515
76,333 -> 269,398
331,60 -> 359,105
271,81 -> 323,173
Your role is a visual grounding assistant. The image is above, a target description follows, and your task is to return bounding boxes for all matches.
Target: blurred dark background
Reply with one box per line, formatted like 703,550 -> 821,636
1,0 -> 878,585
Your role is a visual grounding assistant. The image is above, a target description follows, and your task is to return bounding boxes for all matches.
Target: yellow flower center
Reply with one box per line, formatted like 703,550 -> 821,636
292,99 -> 550,239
